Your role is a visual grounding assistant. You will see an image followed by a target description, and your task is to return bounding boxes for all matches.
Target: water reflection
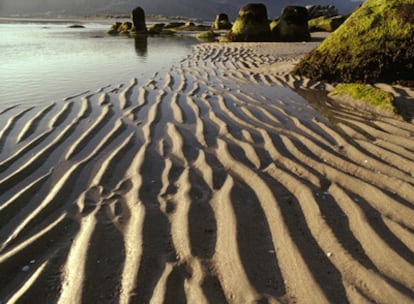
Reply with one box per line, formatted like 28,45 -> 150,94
134,35 -> 148,57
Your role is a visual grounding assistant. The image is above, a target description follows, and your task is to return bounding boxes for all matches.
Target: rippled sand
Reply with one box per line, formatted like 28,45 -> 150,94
1,40 -> 414,304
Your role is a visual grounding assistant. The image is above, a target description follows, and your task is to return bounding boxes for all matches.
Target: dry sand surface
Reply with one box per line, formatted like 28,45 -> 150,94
1,36 -> 414,303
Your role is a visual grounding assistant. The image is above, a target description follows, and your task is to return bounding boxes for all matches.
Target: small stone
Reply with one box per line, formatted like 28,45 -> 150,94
327,252 -> 333,257
22,265 -> 30,272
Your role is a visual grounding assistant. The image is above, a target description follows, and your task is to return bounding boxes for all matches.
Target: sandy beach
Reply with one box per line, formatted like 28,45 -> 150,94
1,36 -> 414,303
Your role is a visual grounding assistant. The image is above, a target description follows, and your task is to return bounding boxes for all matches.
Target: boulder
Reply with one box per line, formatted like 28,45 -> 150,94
212,13 -> 232,30
131,6 -> 147,34
118,22 -> 133,35
272,6 -> 310,42
293,0 -> 414,86
106,22 -> 122,35
222,3 -> 271,42
306,5 -> 338,20
308,15 -> 346,32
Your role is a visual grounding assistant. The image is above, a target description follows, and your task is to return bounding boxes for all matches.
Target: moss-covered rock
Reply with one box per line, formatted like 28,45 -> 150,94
308,15 -> 346,32
212,13 -> 232,30
272,6 -> 310,42
293,0 -> 414,85
106,22 -> 122,35
329,83 -> 396,112
196,30 -> 220,42
118,22 -> 133,35
222,3 -> 271,42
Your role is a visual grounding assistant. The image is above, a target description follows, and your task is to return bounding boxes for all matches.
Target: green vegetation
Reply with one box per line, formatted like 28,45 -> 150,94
330,83 -> 395,112
196,30 -> 219,42
308,16 -> 345,32
293,0 -> 414,85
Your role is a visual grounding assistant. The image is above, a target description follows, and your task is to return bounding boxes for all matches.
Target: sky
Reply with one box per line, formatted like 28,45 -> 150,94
0,0 -> 364,19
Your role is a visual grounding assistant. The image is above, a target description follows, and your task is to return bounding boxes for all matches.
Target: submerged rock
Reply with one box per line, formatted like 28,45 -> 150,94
293,0 -> 414,86
212,13 -> 232,30
272,6 -> 310,42
68,24 -> 85,28
222,3 -> 271,42
306,5 -> 338,20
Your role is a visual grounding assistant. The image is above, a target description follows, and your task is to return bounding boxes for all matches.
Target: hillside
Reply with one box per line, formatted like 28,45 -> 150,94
1,0 -> 363,20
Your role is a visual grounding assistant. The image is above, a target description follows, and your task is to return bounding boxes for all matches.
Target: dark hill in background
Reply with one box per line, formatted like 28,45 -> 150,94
1,0 -> 363,20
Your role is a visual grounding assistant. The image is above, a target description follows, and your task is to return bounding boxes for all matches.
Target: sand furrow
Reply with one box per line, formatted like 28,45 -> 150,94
0,107 -> 34,153
1,40 -> 413,304
65,105 -> 112,160
211,175 -> 260,302
330,184 -> 414,290
215,138 -> 329,303
265,165 -> 414,303
16,102 -> 55,144
119,78 -> 137,110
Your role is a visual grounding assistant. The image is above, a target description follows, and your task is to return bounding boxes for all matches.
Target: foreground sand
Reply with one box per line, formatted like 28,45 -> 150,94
1,38 -> 414,303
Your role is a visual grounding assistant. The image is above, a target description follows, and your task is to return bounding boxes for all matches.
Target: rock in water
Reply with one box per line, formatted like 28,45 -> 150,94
293,0 -> 414,86
132,6 -> 147,34
223,3 -> 271,42
272,6 -> 310,42
212,13 -> 232,30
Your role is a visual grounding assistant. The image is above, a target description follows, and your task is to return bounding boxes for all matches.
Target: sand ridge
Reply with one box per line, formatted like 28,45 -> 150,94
0,41 -> 414,303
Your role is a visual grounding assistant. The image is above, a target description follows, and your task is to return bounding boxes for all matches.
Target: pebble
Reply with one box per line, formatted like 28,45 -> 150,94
22,265 -> 30,272
327,252 -> 333,257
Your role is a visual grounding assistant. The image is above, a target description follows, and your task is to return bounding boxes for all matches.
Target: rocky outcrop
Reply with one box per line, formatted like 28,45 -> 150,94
222,3 -> 271,42
107,6 -> 147,36
308,15 -> 346,32
306,5 -> 338,20
212,13 -> 232,30
272,6 -> 310,42
293,0 -> 414,86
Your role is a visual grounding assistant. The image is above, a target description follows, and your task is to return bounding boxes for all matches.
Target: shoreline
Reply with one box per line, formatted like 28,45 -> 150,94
1,37 -> 414,303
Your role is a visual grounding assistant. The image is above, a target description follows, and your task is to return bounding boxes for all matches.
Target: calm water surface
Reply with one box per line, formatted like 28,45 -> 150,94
0,22 -> 197,107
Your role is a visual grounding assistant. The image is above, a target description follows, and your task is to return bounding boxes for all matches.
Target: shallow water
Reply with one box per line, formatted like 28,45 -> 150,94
0,22 -> 196,107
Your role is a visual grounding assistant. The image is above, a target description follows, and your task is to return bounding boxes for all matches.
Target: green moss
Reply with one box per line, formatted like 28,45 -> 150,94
318,1 -> 414,56
269,19 -> 279,31
294,0 -> 414,85
330,83 -> 395,111
196,30 -> 219,42
308,16 -> 345,32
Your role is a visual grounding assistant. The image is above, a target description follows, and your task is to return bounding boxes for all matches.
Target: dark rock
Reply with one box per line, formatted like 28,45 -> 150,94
293,0 -> 414,86
223,3 -> 271,42
306,5 -> 338,20
68,24 -> 85,28
147,23 -> 165,34
164,22 -> 186,29
272,6 -> 310,42
106,22 -> 122,35
212,13 -> 232,30
131,6 -> 147,34
118,22 -> 133,35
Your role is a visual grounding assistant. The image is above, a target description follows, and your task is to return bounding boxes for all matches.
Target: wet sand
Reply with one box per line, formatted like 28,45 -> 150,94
1,38 -> 414,303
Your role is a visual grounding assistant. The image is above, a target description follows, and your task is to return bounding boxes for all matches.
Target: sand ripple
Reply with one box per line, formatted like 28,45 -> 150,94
1,43 -> 414,303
